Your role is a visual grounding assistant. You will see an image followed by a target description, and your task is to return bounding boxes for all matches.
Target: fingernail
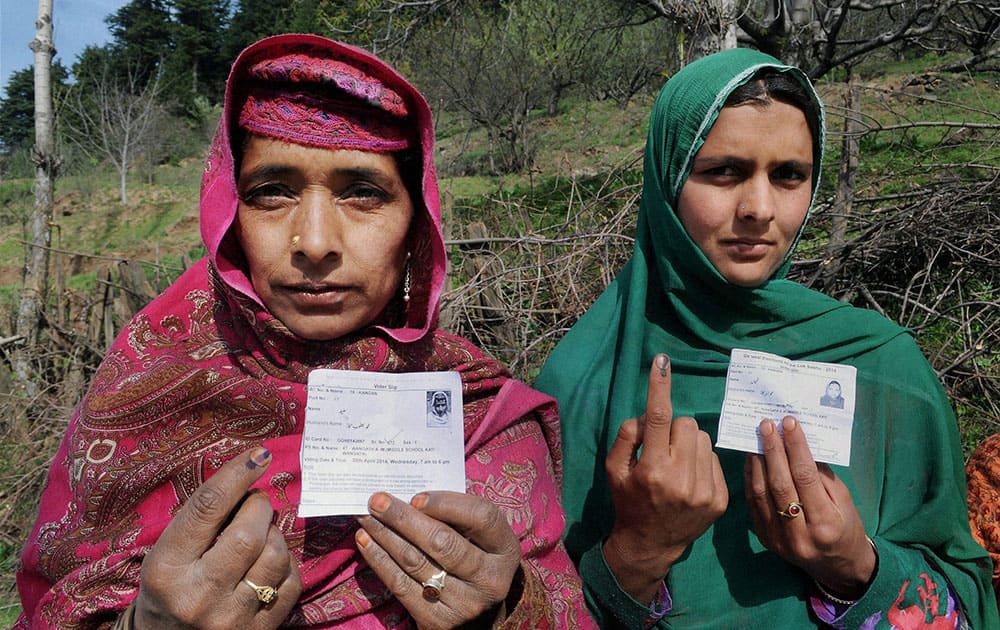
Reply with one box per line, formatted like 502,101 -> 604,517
783,417 -> 798,432
656,354 -> 669,377
759,419 -> 774,436
369,492 -> 391,512
356,529 -> 372,549
410,493 -> 428,510
246,447 -> 271,470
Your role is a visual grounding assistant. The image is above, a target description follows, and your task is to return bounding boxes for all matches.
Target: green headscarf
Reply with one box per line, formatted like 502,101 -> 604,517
536,48 -> 996,628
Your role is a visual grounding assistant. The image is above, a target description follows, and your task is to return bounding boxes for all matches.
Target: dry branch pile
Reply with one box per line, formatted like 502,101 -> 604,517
797,173 -> 1000,434
442,165 -> 640,378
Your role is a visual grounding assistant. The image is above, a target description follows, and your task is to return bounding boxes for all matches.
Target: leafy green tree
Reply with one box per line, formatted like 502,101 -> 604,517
285,0 -> 331,34
169,0 -> 231,101
72,44 -> 117,89
0,61 -> 69,155
0,68 -> 39,154
105,0 -> 173,84
223,0 -> 298,62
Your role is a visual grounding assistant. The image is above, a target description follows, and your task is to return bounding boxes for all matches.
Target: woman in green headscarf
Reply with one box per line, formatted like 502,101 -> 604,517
535,48 -> 997,628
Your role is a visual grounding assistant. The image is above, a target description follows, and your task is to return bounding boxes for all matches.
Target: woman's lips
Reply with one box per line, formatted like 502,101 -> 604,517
722,238 -> 772,257
281,283 -> 351,307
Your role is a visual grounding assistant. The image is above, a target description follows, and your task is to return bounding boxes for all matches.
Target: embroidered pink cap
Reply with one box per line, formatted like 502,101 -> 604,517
236,51 -> 414,152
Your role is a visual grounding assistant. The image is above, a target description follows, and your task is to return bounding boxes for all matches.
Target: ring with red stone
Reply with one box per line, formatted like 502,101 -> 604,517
421,569 -> 447,601
778,501 -> 804,519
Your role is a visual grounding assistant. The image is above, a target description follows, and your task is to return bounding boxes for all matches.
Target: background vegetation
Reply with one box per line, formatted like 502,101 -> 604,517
1,0 -> 998,623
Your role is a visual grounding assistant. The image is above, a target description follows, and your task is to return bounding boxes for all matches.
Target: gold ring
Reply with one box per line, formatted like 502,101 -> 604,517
778,501 -> 804,519
421,569 -> 447,601
243,578 -> 278,605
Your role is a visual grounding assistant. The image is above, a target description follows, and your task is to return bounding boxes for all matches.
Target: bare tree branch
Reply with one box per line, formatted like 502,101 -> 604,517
65,63 -> 167,206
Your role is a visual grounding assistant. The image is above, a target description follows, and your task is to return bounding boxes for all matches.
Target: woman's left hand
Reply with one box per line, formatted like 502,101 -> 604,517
745,416 -> 877,600
356,491 -> 521,629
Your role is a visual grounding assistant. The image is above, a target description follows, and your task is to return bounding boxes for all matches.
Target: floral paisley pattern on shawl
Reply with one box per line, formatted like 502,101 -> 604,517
16,34 -> 592,630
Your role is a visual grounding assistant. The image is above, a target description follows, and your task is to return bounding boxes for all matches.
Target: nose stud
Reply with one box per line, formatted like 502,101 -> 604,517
290,234 -> 300,246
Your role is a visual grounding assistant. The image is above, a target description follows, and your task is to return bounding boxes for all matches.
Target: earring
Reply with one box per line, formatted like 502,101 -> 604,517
403,257 -> 411,303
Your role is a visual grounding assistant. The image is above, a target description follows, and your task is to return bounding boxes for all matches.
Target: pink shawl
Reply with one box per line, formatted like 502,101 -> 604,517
16,34 -> 592,629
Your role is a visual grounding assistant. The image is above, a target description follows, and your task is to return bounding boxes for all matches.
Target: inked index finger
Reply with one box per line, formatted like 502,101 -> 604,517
156,447 -> 273,562
639,354 -> 675,457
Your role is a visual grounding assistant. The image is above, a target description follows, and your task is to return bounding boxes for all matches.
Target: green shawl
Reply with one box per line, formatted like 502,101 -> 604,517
535,48 -> 996,628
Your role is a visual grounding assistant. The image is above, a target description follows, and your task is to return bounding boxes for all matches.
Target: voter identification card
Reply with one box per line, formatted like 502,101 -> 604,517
715,348 -> 856,466
299,369 -> 465,517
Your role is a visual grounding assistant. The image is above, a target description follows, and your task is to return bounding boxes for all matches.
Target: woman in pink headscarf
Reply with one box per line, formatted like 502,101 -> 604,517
16,34 -> 593,630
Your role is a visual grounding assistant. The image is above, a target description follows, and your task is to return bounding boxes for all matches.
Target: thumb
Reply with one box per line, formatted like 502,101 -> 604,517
606,418 -> 642,480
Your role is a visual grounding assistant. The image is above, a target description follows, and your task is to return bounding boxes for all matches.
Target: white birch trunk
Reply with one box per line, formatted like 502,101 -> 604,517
13,0 -> 57,393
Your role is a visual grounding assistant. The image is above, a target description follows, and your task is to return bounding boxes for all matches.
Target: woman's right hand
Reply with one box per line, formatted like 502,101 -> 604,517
603,354 -> 729,603
132,447 -> 302,629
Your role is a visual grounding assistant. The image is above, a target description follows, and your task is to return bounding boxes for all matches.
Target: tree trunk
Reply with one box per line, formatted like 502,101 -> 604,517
788,0 -> 812,26
120,161 -> 129,206
684,0 -> 736,62
687,0 -> 738,61
13,0 -> 57,394
120,131 -> 130,206
640,0 -> 738,61
820,71 -> 861,289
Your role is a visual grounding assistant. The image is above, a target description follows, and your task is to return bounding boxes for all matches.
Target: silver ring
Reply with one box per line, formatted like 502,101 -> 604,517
243,578 -> 278,605
421,569 -> 447,601
778,501 -> 804,519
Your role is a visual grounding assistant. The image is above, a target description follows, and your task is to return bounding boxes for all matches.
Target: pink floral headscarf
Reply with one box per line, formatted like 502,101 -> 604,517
201,33 -> 446,343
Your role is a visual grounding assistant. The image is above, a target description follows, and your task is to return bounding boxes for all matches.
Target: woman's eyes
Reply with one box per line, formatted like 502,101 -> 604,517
343,183 -> 390,202
703,164 -> 741,177
239,181 -> 390,207
241,183 -> 295,207
700,163 -> 808,183
773,164 -> 809,182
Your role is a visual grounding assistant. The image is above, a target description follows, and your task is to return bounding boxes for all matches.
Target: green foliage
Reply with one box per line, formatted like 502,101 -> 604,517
0,68 -> 37,153
224,0 -> 298,61
167,0 -> 232,105
0,541 -> 21,623
0,179 -> 33,227
0,61 -> 70,156
105,0 -> 174,85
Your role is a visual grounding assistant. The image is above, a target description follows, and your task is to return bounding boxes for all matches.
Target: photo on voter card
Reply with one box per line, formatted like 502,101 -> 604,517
426,390 -> 452,427
819,379 -> 847,409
